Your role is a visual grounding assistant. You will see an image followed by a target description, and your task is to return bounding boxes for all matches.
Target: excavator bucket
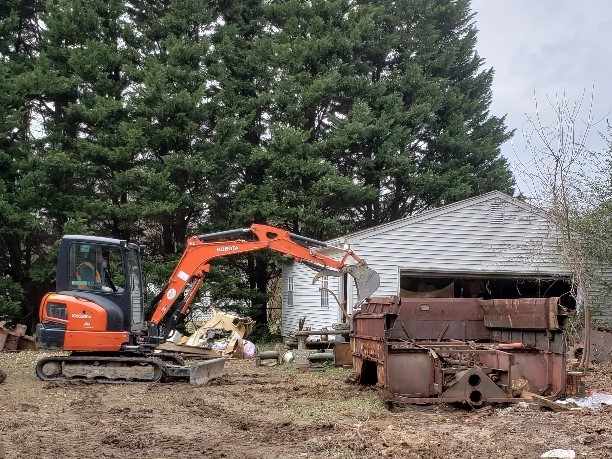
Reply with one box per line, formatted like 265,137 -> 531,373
312,261 -> 380,303
346,262 -> 380,303
189,358 -> 226,385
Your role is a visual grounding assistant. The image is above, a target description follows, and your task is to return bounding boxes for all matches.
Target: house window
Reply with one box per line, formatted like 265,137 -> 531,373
320,276 -> 329,308
287,276 -> 294,307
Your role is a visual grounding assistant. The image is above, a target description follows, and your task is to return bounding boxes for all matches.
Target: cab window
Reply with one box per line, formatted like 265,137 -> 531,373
69,243 -> 125,292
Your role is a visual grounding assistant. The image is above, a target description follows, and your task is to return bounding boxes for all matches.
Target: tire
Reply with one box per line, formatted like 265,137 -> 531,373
0,368 -> 6,384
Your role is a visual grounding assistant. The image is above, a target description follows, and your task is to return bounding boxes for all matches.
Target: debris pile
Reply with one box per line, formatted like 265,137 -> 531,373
162,310 -> 255,359
0,322 -> 36,351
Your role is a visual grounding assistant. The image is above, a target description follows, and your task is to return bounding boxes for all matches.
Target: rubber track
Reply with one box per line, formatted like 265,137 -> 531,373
35,355 -> 166,384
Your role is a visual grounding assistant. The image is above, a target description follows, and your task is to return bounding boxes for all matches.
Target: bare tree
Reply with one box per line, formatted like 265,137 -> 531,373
516,87 -> 609,372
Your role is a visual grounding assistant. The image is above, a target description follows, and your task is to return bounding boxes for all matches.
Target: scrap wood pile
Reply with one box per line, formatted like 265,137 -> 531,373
159,310 -> 256,359
0,322 -> 36,352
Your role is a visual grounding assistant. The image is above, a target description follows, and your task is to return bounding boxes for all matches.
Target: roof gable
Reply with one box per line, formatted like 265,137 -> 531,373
330,192 -> 547,244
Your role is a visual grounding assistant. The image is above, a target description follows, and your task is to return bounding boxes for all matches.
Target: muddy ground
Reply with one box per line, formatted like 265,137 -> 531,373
1,352 -> 612,459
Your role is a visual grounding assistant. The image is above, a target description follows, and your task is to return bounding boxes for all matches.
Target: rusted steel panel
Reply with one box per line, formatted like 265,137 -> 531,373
387,298 -> 490,341
333,342 -> 352,366
395,298 -> 485,321
479,297 -> 562,330
353,337 -> 385,363
352,357 -> 386,388
390,318 -> 490,342
352,314 -> 387,339
441,367 -> 510,404
491,329 -> 565,353
353,355 -> 363,377
360,296 -> 401,315
499,352 -> 566,396
386,351 -> 433,396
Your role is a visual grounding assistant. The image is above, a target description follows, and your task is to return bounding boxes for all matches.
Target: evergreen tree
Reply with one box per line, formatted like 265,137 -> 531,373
257,0 -> 375,238
127,0 -> 216,259
202,0 -> 275,326
0,0 -> 46,324
0,0 -> 516,331
334,0 -> 513,227
35,0 -> 137,238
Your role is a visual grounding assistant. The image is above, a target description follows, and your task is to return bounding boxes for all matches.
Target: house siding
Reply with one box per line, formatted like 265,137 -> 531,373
281,262 -> 341,334
586,266 -> 612,326
351,200 -> 565,277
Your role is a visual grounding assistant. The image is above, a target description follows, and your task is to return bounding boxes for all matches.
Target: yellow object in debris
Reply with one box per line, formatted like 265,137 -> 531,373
184,309 -> 255,358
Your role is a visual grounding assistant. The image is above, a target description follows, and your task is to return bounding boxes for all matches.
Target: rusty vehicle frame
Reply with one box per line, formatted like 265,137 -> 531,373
351,296 -> 580,405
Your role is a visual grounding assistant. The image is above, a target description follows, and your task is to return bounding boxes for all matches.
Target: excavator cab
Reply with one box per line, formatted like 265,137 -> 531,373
37,235 -> 145,352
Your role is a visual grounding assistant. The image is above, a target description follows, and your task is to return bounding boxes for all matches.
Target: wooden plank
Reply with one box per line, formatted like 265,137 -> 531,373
529,393 -> 571,412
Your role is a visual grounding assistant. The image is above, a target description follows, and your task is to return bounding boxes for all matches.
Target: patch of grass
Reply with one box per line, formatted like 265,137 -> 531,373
286,392 -> 384,424
316,448 -> 357,459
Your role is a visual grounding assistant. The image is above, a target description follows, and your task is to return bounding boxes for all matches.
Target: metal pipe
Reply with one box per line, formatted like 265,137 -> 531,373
197,228 -> 250,242
289,233 -> 328,248
308,352 -> 334,361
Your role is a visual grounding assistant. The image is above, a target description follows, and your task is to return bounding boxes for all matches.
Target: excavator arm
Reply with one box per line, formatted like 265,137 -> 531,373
148,224 -> 379,338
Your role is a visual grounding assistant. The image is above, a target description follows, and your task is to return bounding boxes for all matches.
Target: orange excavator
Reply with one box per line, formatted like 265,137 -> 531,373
35,224 -> 380,383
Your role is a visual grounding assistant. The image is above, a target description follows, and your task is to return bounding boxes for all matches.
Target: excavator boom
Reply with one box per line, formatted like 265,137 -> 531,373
149,224 -> 380,337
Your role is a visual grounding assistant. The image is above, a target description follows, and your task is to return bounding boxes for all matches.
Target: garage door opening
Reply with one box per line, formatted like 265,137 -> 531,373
399,274 -> 575,310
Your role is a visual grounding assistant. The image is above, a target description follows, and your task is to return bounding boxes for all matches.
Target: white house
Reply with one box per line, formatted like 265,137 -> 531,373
280,191 -> 612,336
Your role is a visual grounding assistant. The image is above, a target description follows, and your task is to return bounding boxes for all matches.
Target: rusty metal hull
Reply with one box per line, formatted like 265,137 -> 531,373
352,296 -> 576,405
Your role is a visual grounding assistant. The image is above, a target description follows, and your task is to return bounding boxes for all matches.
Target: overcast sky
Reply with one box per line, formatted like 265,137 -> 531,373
470,0 -> 612,196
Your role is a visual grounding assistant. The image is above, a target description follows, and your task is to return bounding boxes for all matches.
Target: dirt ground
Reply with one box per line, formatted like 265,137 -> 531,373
1,352 -> 612,459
